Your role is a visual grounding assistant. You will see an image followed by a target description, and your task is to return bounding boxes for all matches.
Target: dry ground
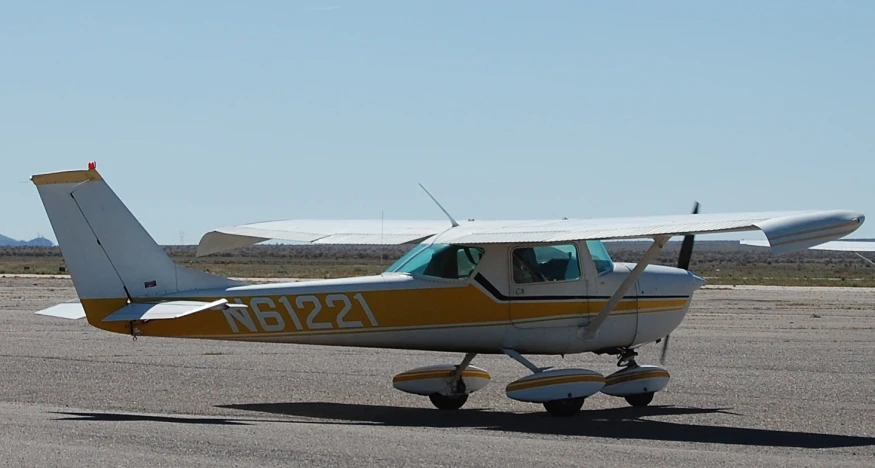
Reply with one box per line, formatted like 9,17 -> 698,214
0,276 -> 873,467
4,240 -> 875,286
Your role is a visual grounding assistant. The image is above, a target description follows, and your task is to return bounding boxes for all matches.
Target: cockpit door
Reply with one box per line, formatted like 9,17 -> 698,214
508,242 -> 591,329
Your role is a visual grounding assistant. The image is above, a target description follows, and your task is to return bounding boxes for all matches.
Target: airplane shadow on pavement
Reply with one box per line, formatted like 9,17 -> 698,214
217,402 -> 875,450
51,411 -> 253,426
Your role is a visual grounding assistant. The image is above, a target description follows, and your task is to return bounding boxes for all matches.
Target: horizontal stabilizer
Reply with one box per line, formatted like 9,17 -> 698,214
34,300 -> 86,320
102,299 -> 247,323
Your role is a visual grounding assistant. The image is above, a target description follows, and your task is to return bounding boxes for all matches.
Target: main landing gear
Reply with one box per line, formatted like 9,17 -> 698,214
391,352 -> 490,411
390,347 -> 672,417
502,349 -> 604,417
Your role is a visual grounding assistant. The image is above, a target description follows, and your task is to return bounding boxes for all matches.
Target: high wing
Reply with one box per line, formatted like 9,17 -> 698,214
197,210 -> 864,257
741,239 -> 875,252
197,219 -> 454,256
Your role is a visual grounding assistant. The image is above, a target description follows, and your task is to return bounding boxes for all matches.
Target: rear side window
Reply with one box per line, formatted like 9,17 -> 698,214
512,244 -> 581,284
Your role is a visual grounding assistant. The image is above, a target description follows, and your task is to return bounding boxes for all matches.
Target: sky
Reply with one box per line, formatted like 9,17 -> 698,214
1,1 -> 873,245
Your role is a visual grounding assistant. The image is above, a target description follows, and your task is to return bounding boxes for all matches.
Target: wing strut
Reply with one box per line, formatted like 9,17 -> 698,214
578,235 -> 670,341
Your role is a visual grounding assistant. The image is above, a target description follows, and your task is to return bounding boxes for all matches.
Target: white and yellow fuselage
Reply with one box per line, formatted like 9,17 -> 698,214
29,167 -> 705,356
79,259 -> 703,356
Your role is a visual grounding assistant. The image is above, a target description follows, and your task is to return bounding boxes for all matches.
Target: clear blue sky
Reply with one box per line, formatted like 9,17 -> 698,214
2,1 -> 873,245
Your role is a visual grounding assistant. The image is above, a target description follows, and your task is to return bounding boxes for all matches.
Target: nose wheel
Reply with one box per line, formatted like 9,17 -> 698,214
601,348 -> 670,407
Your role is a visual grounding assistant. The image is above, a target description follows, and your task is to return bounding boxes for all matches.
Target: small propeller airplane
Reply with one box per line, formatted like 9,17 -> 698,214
30,163 -> 865,416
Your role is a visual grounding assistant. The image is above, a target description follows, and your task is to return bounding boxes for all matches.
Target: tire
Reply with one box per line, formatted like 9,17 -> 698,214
543,397 -> 585,417
429,393 -> 468,410
624,392 -> 654,407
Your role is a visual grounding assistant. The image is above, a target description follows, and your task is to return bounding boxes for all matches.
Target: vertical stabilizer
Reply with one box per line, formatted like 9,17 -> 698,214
31,167 -> 244,302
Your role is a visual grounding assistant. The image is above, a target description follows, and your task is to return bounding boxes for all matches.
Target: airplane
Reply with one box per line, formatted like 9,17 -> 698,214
30,162 -> 865,417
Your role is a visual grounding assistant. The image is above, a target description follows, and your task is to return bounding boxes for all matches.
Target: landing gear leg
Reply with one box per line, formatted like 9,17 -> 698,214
428,352 -> 477,411
502,348 -> 552,373
448,352 -> 477,395
617,348 -> 638,368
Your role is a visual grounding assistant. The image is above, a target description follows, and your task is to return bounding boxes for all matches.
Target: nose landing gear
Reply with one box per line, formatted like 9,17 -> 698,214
601,347 -> 670,407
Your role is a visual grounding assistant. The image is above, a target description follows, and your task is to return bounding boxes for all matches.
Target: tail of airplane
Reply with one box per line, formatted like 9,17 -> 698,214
30,164 -> 245,325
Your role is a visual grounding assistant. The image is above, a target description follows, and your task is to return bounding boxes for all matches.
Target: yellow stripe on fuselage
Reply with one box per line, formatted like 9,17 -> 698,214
77,283 -> 690,340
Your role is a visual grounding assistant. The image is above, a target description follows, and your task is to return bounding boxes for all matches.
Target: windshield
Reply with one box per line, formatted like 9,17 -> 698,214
387,243 -> 485,279
586,240 -> 614,275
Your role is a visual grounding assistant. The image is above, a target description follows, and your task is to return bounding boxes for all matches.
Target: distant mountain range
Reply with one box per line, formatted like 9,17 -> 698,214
0,234 -> 54,246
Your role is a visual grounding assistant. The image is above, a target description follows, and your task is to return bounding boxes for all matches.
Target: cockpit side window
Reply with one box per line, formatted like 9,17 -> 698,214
512,243 -> 581,284
387,243 -> 485,280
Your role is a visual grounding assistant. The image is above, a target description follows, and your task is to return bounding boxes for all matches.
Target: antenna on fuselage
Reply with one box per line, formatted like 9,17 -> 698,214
418,183 -> 459,227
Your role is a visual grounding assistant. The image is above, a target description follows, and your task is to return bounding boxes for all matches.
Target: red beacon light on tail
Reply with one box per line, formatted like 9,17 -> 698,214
87,161 -> 96,170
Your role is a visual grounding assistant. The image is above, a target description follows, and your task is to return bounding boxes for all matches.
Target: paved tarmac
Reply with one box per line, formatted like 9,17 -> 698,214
1,277 -> 873,467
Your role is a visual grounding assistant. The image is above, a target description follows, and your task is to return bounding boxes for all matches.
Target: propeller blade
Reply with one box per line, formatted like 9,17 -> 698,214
663,201 -> 700,365
659,334 -> 670,364
677,201 -> 699,271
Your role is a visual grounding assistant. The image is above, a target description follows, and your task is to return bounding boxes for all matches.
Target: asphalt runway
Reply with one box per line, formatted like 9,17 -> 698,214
1,276 -> 873,467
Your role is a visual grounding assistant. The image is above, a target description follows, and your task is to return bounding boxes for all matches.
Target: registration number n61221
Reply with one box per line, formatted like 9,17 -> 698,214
222,293 -> 378,333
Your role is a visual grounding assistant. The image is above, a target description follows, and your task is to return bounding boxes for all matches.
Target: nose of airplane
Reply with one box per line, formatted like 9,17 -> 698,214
688,270 -> 706,290
635,264 -> 707,296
